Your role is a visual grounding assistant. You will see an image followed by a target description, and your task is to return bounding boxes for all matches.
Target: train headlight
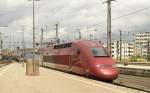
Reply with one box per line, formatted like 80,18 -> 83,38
96,64 -> 117,68
96,64 -> 105,68
112,64 -> 117,68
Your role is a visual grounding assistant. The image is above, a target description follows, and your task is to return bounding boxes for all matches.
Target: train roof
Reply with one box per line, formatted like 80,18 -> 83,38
54,40 -> 102,45
52,40 -> 103,49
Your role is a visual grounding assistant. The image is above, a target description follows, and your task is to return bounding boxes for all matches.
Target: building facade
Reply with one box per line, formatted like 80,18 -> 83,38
103,41 -> 134,61
111,41 -> 134,60
134,32 -> 150,56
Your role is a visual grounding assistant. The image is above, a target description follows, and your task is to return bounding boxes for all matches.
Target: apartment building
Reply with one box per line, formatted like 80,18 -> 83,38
102,41 -> 134,60
135,32 -> 150,56
111,41 -> 134,60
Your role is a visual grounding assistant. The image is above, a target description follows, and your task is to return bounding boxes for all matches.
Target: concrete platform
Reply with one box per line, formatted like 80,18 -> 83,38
117,64 -> 150,77
0,63 -> 145,93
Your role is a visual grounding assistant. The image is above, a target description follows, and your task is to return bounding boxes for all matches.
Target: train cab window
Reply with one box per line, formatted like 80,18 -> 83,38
91,48 -> 110,57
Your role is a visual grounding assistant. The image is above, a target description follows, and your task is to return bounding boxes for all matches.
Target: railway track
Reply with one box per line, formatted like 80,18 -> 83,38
117,62 -> 150,66
113,74 -> 150,93
0,61 -> 11,68
43,66 -> 149,92
113,80 -> 150,93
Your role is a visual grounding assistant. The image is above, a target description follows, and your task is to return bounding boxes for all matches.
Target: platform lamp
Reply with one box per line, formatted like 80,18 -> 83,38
28,0 -> 40,76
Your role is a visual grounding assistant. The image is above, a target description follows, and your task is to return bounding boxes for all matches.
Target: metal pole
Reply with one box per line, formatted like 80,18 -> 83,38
129,43 -> 130,60
107,1 -> 111,53
0,27 -> 8,53
77,29 -> 81,40
105,0 -> 115,55
32,0 -> 36,73
120,30 -> 122,62
147,40 -> 150,62
22,26 -> 25,53
116,41 -> 119,61
89,34 -> 92,40
41,28 -> 44,66
128,32 -> 131,61
55,22 -> 59,44
41,28 -> 44,47
140,43 -> 142,62
0,40 -> 3,53
124,31 -> 125,62
0,32 -> 2,53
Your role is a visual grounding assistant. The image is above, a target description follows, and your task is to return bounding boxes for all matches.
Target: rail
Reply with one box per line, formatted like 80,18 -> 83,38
43,65 -> 149,92
113,81 -> 150,93
118,67 -> 150,78
0,61 -> 11,68
117,62 -> 150,66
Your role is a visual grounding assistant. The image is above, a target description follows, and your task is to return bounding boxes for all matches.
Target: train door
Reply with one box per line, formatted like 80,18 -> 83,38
69,48 -> 76,72
70,46 -> 85,74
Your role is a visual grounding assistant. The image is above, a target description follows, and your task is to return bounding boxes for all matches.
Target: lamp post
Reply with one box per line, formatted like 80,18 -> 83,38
40,27 -> 47,67
28,0 -> 40,75
89,29 -> 98,40
86,26 -> 98,41
77,29 -> 81,40
18,25 -> 26,54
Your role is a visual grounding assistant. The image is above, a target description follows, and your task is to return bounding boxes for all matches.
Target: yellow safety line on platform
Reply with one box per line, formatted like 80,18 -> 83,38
0,64 -> 12,77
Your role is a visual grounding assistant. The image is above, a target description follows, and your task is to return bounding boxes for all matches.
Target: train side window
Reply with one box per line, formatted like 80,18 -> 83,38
63,44 -> 65,48
66,44 -> 68,48
67,44 -> 69,48
65,44 -> 67,48
59,45 -> 61,48
54,46 -> 56,49
77,49 -> 80,55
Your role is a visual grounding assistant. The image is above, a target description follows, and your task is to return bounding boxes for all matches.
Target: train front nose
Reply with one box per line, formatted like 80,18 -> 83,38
99,69 -> 119,80
95,64 -> 119,80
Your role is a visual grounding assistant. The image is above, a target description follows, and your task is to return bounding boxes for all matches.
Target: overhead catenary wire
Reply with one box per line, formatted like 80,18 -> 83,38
112,6 -> 150,20
89,5 -> 150,28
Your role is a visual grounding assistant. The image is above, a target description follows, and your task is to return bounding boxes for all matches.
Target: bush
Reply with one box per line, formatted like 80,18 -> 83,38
130,57 -> 137,62
147,55 -> 150,61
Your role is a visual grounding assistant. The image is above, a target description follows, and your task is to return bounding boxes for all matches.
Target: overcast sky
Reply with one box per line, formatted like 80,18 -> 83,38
0,0 -> 150,49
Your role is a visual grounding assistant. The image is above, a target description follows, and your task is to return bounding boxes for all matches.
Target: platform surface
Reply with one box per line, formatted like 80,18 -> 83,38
117,64 -> 150,70
0,63 -> 145,93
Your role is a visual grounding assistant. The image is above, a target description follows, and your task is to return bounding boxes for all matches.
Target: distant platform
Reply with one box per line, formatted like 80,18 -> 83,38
117,64 -> 150,70
0,63 -> 145,93
117,64 -> 150,78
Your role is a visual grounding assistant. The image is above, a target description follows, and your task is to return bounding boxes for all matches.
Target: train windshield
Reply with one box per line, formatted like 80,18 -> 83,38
91,48 -> 110,57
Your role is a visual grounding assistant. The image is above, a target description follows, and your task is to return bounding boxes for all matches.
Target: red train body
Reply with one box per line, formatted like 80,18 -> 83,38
41,40 -> 119,80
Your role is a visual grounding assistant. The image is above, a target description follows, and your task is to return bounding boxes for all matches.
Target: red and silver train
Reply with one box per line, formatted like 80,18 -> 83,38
40,40 -> 119,81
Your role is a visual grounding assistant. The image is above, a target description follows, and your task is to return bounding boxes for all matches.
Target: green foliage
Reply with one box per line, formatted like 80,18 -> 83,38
147,54 -> 150,61
130,56 -> 145,62
130,57 -> 137,62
